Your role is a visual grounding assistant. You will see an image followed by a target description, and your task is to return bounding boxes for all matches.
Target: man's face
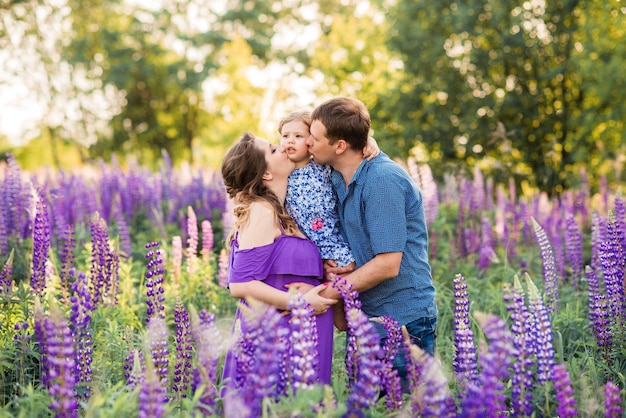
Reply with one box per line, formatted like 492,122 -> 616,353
307,120 -> 335,166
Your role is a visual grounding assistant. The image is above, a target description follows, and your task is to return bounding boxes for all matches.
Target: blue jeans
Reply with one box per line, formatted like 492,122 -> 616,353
387,316 -> 437,392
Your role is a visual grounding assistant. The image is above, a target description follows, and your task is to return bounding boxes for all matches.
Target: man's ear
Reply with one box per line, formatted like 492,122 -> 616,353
262,170 -> 273,181
335,139 -> 347,154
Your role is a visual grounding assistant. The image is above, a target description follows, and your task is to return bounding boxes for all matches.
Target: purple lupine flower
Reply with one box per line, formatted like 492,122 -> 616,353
226,303 -> 289,416
186,206 -> 198,274
125,349 -> 146,389
604,381 -> 624,418
171,236 -> 183,286
145,242 -> 166,323
31,194 -> 51,296
585,265 -> 607,344
287,291 -> 320,391
2,153 -> 22,238
331,275 -> 362,386
552,363 -> 577,418
525,273 -> 555,384
406,341 -> 456,418
471,165 -> 485,219
344,308 -> 383,415
201,219 -> 214,264
114,210 -> 132,259
173,300 -> 193,399
531,217 -> 559,314
613,194 -> 626,252
147,316 -> 170,387
0,202 -> 7,256
89,212 -> 119,307
460,312 -> 516,418
478,245 -> 498,273
59,224 -> 75,304
1,249 -> 14,295
407,158 -> 439,227
217,248 -> 228,288
38,304 -> 79,418
504,275 -> 536,417
564,215 -> 584,286
138,358 -> 168,418
599,217 -> 625,325
591,213 -> 608,277
371,316 -> 403,411
70,272 -> 93,401
452,274 -> 478,389
191,308 -> 221,416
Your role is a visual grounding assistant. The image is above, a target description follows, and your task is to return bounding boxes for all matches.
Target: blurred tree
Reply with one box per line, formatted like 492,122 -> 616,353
380,0 -> 626,195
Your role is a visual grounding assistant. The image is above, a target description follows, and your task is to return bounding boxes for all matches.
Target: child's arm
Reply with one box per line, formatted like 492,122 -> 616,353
363,136 -> 380,160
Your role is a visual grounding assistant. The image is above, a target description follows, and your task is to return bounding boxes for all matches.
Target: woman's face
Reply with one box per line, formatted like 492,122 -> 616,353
254,137 -> 295,180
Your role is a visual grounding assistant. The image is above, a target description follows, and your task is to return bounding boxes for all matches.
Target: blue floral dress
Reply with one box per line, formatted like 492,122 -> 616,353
285,160 -> 354,267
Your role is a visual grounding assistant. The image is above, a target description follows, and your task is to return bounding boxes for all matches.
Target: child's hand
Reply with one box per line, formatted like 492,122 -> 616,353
363,136 -> 380,160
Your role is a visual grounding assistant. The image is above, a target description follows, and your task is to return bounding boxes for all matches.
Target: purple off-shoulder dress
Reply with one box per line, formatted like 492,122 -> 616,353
221,233 -> 334,393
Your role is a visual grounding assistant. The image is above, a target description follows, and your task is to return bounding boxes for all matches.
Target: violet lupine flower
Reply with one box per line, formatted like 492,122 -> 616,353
591,213 -> 608,277
331,275 -> 362,385
145,242 -> 166,323
585,266 -> 605,342
59,225 -> 75,303
38,304 -> 79,418
171,236 -> 183,283
70,272 -> 93,401
478,245 -> 498,273
147,316 -> 170,387
125,349 -> 146,389
551,363 -> 577,418
599,217 -> 625,324
452,274 -> 478,390
186,206 -> 198,274
138,359 -> 168,418
531,217 -> 559,314
201,219 -> 214,264
564,215 -> 584,286
31,194 -> 51,296
89,212 -> 118,307
614,194 -> 626,251
344,308 -> 383,415
371,316 -> 403,411
227,303 -> 289,416
0,204 -> 7,256
114,210 -> 132,259
460,312 -> 517,418
287,291 -> 319,391
525,273 -> 555,384
503,275 -> 536,417
2,153 -> 22,238
1,249 -> 14,295
217,248 -> 228,288
406,342 -> 456,418
604,381 -> 624,418
191,308 -> 221,416
173,300 -> 193,399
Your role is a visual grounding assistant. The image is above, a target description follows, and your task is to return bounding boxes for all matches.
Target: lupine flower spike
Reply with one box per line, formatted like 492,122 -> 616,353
287,289 -> 320,390
530,217 -> 559,314
551,363 -> 577,418
0,249 -> 14,295
190,307 -> 222,416
173,299 -> 193,400
452,274 -> 478,389
525,273 -> 555,384
31,194 -> 51,296
370,316 -> 403,411
604,381 -> 624,418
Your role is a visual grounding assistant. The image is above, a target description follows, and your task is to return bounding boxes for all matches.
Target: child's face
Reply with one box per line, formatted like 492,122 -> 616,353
279,120 -> 311,168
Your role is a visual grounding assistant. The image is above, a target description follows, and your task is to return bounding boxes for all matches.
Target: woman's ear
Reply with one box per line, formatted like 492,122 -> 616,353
262,170 -> 273,181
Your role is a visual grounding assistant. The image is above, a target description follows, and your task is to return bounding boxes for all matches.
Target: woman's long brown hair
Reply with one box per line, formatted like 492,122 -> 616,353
220,132 -> 298,248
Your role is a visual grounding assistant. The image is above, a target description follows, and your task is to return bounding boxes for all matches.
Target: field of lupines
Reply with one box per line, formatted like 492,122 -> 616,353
0,151 -> 625,417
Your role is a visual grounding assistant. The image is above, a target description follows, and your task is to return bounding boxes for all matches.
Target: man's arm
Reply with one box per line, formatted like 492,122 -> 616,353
322,252 -> 402,299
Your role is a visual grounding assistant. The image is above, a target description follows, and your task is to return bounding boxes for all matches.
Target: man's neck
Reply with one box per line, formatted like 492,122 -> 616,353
333,151 -> 365,188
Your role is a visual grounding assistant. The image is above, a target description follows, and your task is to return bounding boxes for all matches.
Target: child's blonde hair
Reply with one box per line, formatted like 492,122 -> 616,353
277,111 -> 312,134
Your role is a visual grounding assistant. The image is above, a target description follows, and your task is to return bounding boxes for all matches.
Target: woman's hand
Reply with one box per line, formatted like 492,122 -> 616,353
303,283 -> 338,315
363,136 -> 380,160
284,282 -> 315,294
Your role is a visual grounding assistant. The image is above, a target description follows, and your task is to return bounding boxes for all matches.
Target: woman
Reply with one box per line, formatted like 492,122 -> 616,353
220,132 -> 337,395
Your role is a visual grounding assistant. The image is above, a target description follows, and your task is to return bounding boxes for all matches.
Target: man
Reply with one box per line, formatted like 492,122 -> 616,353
306,96 -> 438,386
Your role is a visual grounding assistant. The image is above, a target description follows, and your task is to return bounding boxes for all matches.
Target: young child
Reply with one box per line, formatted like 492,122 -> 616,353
278,110 -> 379,328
